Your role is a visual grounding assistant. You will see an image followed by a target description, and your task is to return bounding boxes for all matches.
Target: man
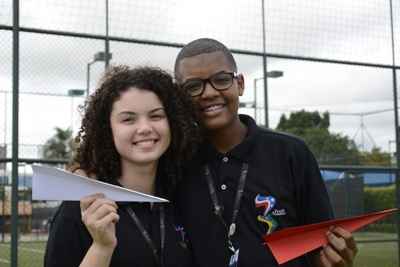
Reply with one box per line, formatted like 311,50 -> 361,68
174,38 -> 357,267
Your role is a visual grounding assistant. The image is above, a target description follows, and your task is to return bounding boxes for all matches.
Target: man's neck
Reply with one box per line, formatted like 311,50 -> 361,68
208,118 -> 247,153
118,161 -> 158,195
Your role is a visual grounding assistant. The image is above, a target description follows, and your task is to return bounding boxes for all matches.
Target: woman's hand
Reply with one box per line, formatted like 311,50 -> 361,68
80,193 -> 120,250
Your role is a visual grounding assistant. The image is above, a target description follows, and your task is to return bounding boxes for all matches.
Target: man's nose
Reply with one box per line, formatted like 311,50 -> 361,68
200,80 -> 218,99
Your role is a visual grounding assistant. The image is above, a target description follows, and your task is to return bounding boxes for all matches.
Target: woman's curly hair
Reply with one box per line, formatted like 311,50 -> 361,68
73,65 -> 202,197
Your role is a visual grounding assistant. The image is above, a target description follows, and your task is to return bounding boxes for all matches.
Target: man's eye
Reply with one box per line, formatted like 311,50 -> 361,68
213,76 -> 231,83
184,82 -> 202,91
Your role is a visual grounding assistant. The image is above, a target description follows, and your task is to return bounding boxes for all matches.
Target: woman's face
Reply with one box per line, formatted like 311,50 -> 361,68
110,87 -> 171,167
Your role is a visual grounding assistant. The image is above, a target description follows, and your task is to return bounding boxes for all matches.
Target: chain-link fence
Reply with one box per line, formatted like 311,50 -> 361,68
1,0 -> 400,266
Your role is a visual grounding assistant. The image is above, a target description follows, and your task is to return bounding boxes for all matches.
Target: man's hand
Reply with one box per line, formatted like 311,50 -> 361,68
314,226 -> 358,267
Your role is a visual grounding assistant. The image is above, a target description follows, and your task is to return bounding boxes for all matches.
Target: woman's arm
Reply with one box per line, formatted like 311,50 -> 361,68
79,193 -> 120,267
79,240 -> 116,267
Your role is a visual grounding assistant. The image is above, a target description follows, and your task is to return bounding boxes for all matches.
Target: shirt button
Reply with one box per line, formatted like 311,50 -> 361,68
221,184 -> 227,190
222,157 -> 229,163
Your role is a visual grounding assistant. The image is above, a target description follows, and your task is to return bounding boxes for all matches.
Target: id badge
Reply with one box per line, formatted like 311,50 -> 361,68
228,248 -> 239,267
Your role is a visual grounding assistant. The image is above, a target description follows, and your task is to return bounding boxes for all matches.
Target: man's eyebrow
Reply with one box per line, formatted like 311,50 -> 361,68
182,70 -> 230,83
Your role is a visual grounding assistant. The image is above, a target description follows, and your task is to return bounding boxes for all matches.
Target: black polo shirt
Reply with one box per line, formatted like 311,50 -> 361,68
176,114 -> 333,267
44,201 -> 192,267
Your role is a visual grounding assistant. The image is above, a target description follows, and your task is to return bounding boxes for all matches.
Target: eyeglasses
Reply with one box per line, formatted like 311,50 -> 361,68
180,71 -> 238,97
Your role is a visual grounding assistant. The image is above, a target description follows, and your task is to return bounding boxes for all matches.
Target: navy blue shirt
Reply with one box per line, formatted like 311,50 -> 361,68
176,114 -> 333,267
45,201 -> 192,267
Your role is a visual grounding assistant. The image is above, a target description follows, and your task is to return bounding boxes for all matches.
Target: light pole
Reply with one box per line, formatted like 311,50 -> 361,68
254,70 -> 284,128
1,91 -> 7,234
239,101 -> 257,121
3,91 -> 7,155
86,51 -> 112,96
389,140 -> 396,166
68,89 -> 85,134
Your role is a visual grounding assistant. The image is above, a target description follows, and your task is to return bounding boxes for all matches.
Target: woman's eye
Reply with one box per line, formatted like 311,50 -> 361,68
122,117 -> 134,122
151,113 -> 165,120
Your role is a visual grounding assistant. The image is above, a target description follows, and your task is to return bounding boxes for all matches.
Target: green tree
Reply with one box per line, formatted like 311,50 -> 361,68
278,110 -> 330,135
42,127 -> 75,160
276,110 -> 359,165
359,147 -> 391,166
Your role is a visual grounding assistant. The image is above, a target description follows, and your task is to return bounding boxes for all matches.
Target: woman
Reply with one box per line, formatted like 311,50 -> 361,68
44,65 -> 201,267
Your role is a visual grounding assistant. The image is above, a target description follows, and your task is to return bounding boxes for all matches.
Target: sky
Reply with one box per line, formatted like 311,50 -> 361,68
0,0 -> 400,158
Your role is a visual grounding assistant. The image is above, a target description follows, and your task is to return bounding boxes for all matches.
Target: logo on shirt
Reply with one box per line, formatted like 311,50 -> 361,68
175,225 -> 188,249
255,194 -> 279,235
272,209 -> 286,216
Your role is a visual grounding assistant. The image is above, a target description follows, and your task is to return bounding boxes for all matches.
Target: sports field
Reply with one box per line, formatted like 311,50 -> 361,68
0,232 -> 397,267
0,241 -> 46,267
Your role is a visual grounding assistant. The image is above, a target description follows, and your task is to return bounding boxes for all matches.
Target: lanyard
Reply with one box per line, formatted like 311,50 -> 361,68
204,162 -> 248,252
126,205 -> 165,267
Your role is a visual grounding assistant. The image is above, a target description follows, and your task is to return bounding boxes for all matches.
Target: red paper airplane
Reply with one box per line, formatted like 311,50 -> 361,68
263,208 -> 397,265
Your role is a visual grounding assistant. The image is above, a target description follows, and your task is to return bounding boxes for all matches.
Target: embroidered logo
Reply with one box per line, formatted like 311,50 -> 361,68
272,209 -> 286,216
255,194 -> 278,235
175,225 -> 188,249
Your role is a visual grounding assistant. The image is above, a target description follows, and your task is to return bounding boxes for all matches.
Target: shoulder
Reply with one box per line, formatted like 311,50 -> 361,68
241,114 -> 309,152
256,127 -> 310,152
50,201 -> 81,224
73,169 -> 88,176
47,202 -> 84,246
45,202 -> 90,267
72,169 -> 97,179
47,202 -> 87,243
249,127 -> 319,170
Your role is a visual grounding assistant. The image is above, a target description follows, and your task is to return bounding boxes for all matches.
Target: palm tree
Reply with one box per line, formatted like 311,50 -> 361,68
42,127 -> 75,160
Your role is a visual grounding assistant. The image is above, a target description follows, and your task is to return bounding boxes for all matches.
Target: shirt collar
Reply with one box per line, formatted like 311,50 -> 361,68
199,114 -> 260,162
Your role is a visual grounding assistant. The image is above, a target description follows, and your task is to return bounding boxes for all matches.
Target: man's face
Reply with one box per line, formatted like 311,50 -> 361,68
176,51 -> 244,132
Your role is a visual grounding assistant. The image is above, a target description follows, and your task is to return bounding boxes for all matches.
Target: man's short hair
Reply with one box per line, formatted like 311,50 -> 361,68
174,38 -> 237,80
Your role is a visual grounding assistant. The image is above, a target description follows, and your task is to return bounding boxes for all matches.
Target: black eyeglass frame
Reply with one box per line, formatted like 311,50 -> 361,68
180,71 -> 239,97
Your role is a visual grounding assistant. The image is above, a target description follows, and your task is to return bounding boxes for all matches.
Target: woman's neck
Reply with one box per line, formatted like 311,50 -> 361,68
208,118 -> 247,153
118,161 -> 158,195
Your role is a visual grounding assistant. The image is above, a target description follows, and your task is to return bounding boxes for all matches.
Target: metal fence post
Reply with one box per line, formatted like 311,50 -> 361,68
11,0 -> 20,266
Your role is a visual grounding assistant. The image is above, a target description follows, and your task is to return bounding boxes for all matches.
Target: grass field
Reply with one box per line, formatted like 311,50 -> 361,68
0,241 -> 46,267
0,232 -> 397,266
353,232 -> 398,267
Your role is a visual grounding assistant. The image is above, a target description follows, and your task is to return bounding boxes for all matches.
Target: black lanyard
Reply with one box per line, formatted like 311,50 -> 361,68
126,205 -> 165,267
204,163 -> 248,252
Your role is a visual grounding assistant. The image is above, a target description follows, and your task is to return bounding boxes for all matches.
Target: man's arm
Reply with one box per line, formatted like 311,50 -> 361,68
293,141 -> 358,267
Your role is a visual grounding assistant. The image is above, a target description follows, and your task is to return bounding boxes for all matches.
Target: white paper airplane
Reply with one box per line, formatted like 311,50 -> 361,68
32,165 -> 168,202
